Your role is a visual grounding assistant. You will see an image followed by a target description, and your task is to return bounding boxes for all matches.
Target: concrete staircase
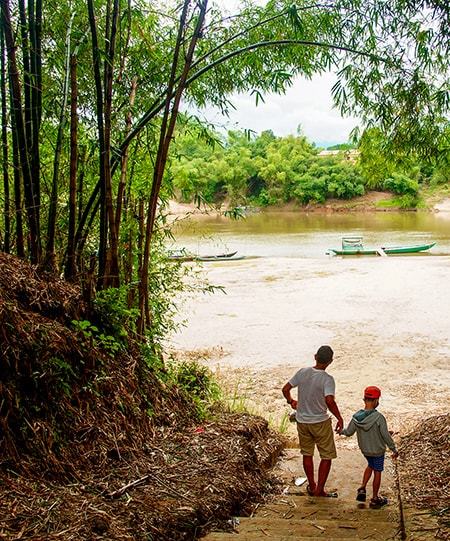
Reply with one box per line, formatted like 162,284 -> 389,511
203,446 -> 403,540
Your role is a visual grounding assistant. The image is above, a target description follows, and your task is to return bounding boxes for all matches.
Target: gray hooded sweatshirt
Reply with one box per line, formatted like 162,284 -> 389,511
341,409 -> 398,457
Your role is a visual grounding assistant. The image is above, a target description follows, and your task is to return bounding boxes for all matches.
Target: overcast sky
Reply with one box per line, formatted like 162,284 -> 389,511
193,73 -> 360,148
183,0 -> 362,148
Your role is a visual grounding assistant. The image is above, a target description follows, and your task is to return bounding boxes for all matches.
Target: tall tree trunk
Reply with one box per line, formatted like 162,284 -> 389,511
102,0 -> 120,289
1,24 -> 10,253
28,0 -> 42,240
87,0 -> 107,289
11,126 -> 24,258
137,0 -> 208,336
18,0 -> 31,165
114,0 -> 134,238
136,196 -> 144,331
19,0 -> 42,261
65,52 -> 78,280
124,142 -> 140,311
115,76 -> 136,235
1,0 -> 39,263
45,13 -> 73,273
65,30 -> 88,279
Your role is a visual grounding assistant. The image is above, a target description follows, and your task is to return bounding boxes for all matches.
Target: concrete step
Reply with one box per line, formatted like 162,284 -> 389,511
203,499 -> 400,540
256,496 -> 399,521
202,446 -> 402,541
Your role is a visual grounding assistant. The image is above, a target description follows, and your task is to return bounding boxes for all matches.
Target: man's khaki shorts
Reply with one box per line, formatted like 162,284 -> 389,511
296,418 -> 337,459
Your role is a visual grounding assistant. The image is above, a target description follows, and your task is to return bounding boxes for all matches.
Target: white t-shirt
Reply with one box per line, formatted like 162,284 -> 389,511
289,366 -> 336,424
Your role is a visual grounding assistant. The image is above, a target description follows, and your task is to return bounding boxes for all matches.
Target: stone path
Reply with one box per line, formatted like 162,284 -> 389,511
202,445 -> 437,540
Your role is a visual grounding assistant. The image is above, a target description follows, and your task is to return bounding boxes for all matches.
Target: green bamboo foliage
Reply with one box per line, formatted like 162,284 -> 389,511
0,0 -> 449,339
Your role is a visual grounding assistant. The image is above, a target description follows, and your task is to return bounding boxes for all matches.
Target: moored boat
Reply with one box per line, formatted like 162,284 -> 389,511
327,236 -> 436,256
167,248 -> 196,261
197,253 -> 246,261
168,249 -> 241,261
197,250 -> 237,260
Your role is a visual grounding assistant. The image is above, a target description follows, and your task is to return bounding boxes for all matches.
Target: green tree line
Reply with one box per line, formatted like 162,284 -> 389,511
168,123 -> 450,210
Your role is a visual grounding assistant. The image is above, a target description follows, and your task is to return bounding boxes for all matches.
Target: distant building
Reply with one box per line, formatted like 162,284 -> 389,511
318,149 -> 360,162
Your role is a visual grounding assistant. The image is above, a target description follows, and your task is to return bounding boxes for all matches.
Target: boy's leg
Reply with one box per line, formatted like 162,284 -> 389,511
361,465 -> 373,489
312,419 -> 337,497
297,423 -> 316,494
372,470 -> 382,500
356,465 -> 372,501
366,455 -> 385,503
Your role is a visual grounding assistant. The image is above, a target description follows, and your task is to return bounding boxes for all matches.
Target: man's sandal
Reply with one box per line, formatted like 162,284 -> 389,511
369,497 -> 388,509
356,487 -> 366,502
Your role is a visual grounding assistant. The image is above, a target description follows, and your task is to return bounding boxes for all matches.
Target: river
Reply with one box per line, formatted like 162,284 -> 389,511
169,209 -> 450,259
167,207 -> 450,435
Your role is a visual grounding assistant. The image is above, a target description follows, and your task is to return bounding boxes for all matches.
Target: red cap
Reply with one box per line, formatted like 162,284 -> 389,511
364,386 -> 381,399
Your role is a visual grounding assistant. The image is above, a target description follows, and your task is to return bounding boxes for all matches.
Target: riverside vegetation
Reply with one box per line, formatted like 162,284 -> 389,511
166,125 -> 450,212
2,1 -> 450,537
1,232 -> 449,539
0,251 -> 285,540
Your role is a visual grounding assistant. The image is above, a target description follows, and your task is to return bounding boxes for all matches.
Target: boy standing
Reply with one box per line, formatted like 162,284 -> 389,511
282,345 -> 344,498
340,386 -> 399,509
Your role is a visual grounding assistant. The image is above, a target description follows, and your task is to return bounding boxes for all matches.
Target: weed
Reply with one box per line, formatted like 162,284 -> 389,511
166,359 -> 222,421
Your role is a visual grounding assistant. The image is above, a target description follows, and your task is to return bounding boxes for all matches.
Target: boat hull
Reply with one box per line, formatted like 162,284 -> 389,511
197,251 -> 237,260
168,250 -> 240,261
197,254 -> 246,261
329,242 -> 436,256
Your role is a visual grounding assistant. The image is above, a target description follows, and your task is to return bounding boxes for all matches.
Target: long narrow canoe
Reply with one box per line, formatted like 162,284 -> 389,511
197,251 -> 237,260
328,241 -> 436,256
167,249 -> 196,261
168,249 -> 239,261
197,253 -> 246,262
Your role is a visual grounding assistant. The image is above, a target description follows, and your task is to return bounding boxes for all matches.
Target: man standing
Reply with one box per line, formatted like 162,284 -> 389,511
282,345 -> 343,497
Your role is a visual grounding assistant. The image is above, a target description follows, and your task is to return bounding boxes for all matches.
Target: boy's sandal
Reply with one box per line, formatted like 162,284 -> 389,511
356,487 -> 366,502
370,497 -> 388,509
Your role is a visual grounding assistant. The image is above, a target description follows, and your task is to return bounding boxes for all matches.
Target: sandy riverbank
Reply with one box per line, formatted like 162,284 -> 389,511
168,253 -> 450,444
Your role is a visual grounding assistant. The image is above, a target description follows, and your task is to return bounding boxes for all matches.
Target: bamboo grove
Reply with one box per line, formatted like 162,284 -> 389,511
1,0 -> 450,340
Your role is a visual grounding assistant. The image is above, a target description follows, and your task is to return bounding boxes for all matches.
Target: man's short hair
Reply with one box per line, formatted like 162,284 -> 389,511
316,345 -> 334,364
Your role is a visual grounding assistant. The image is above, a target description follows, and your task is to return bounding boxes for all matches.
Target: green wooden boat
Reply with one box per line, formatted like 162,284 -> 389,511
327,236 -> 436,256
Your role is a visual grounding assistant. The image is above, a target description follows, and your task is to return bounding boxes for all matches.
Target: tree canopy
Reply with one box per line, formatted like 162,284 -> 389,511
1,0 -> 450,340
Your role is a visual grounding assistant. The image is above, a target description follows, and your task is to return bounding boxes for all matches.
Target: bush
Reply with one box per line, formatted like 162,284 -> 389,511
292,163 -> 365,204
292,176 -> 327,204
383,173 -> 419,196
391,194 -> 421,209
167,359 -> 222,421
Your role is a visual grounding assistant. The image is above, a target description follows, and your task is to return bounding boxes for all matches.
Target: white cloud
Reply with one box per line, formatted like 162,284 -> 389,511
191,73 -> 360,148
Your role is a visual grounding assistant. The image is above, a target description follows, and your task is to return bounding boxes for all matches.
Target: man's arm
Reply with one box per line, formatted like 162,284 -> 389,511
325,395 -> 344,432
282,382 -> 297,409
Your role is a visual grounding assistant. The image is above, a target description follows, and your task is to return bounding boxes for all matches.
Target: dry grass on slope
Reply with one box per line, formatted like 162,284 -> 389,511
398,413 -> 450,540
0,252 -> 284,540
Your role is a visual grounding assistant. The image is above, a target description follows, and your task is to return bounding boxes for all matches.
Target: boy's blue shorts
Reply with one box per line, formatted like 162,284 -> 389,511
365,454 -> 385,471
